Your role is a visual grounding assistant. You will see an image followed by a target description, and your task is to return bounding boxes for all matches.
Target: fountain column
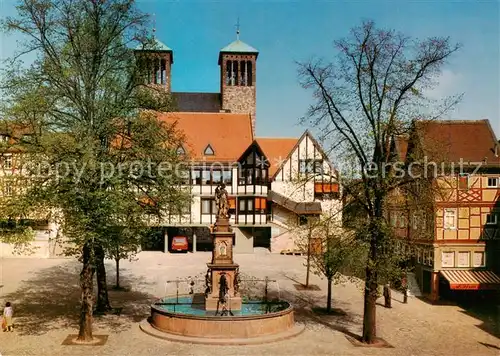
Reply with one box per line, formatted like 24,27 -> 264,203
205,184 -> 242,311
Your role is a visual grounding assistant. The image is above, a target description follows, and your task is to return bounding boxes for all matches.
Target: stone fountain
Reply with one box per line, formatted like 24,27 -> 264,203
140,183 -> 304,344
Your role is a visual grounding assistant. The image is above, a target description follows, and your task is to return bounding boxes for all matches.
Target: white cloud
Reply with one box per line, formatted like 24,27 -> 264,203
426,69 -> 463,100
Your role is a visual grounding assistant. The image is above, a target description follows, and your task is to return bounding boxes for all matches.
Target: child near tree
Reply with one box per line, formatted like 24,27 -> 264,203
3,302 -> 13,332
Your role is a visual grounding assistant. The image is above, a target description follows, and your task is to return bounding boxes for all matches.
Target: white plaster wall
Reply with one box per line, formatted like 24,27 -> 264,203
269,223 -> 296,253
233,227 -> 254,254
271,134 -> 336,203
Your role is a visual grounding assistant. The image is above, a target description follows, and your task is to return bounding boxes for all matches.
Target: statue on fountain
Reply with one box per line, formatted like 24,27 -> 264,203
215,183 -> 229,219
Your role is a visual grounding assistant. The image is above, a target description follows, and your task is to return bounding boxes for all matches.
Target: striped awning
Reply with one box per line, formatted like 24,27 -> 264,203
440,270 -> 500,290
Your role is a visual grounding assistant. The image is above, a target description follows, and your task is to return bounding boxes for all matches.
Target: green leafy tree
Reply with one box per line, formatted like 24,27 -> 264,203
298,20 -> 461,343
106,227 -> 141,290
311,221 -> 364,313
1,0 -> 189,342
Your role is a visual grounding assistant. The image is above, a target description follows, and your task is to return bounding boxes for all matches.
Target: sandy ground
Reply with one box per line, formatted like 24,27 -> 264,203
0,250 -> 499,356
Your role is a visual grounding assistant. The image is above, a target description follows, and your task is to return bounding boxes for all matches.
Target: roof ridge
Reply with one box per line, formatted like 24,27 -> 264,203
418,119 -> 489,124
256,136 -> 299,140
168,111 -> 249,116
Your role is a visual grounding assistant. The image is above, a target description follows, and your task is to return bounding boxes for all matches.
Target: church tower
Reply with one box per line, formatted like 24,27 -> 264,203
135,37 -> 173,92
219,29 -> 258,135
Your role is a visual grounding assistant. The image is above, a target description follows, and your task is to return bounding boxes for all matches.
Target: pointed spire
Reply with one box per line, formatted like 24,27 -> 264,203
152,13 -> 156,39
236,17 -> 240,40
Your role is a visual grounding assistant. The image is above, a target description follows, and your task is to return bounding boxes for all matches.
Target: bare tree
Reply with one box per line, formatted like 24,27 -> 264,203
1,0 -> 188,342
298,20 -> 461,344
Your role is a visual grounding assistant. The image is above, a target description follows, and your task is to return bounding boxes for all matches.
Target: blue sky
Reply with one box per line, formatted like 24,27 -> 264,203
1,0 -> 499,138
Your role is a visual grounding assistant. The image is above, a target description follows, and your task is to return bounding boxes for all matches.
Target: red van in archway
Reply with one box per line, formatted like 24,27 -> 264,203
171,236 -> 189,252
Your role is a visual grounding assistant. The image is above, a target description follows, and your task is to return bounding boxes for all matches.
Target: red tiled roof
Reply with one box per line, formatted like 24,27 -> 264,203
255,137 -> 298,177
158,112 -> 253,162
415,119 -> 499,164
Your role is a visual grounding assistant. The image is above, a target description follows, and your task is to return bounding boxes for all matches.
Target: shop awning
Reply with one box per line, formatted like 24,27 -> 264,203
440,270 -> 500,290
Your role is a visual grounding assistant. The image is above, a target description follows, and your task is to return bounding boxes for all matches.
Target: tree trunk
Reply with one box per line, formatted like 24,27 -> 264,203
115,258 -> 120,289
305,228 -> 311,287
362,195 -> 383,344
383,284 -> 392,308
95,244 -> 112,313
326,277 -> 333,312
77,243 -> 95,342
362,266 -> 378,344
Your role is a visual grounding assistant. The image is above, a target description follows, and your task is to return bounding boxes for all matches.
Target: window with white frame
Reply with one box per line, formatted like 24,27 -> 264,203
201,198 -> 216,215
412,213 -> 418,230
441,251 -> 454,268
473,251 -> 485,267
444,209 -> 457,230
399,214 -> 406,228
4,181 -> 13,196
176,146 -> 185,155
457,251 -> 470,267
391,213 -> 397,227
486,213 -> 498,225
429,250 -> 434,266
487,177 -> 499,188
3,155 -> 12,169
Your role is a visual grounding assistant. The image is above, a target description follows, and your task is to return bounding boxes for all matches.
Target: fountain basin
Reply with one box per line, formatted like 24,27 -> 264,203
148,295 -> 296,339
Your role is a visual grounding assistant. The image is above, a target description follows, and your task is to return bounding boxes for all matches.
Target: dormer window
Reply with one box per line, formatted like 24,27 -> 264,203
176,146 -> 185,155
22,134 -> 33,143
204,144 -> 214,156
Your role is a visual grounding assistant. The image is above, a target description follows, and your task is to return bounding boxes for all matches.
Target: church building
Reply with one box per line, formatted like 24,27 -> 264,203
134,31 -> 342,254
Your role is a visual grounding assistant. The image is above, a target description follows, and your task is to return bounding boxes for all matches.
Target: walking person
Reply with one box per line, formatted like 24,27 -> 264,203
3,302 -> 13,332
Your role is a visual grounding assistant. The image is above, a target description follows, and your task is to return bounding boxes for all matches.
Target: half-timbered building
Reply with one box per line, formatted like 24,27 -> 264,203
389,119 -> 500,301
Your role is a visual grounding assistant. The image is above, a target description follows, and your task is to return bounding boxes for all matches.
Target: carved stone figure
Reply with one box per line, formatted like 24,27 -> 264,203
204,269 -> 211,297
234,268 -> 240,295
214,183 -> 229,219
219,241 -> 227,256
219,273 -> 229,302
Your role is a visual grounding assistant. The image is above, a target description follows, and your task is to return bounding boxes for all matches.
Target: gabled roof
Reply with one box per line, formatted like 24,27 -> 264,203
413,119 -> 499,165
157,112 -> 253,162
257,131 -> 337,180
237,140 -> 270,167
255,137 -> 298,177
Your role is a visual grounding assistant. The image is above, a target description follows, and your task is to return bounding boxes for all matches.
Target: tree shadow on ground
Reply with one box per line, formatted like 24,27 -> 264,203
279,289 -> 363,339
417,293 -> 500,339
2,261 -> 156,336
458,300 -> 500,339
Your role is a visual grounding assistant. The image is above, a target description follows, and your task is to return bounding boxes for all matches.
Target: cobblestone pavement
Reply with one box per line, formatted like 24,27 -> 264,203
0,251 -> 499,355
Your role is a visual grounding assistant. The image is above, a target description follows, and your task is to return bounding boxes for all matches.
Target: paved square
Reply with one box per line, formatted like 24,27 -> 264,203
0,251 -> 498,355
